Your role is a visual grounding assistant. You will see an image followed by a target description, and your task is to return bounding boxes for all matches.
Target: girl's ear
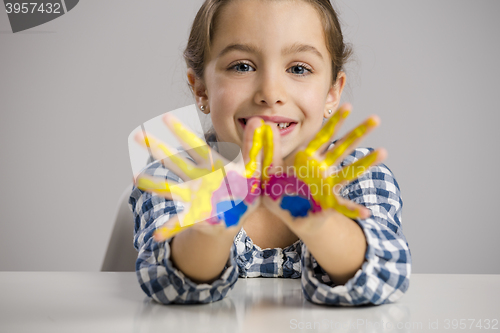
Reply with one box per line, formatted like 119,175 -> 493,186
324,71 -> 346,118
187,68 -> 210,114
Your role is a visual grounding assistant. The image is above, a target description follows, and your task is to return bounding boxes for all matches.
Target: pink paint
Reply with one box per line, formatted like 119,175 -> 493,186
205,171 -> 322,226
206,171 -> 261,223
264,174 -> 322,213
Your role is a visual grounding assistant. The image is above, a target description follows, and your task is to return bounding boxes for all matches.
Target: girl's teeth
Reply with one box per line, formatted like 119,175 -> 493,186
241,119 -> 292,128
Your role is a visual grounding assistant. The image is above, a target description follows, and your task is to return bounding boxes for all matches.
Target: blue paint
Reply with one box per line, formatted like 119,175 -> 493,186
217,200 -> 248,227
280,195 -> 311,218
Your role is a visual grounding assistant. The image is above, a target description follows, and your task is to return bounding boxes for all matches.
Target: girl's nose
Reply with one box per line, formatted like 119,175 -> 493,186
253,70 -> 287,107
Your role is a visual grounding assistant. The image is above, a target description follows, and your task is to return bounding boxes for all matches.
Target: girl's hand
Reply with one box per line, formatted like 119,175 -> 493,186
261,103 -> 387,236
134,114 -> 269,242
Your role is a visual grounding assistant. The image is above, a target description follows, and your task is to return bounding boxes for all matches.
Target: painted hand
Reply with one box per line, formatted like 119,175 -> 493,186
261,104 -> 387,235
134,114 -> 270,242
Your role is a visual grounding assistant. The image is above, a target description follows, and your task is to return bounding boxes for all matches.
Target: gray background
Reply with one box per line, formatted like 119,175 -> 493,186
1,0 -> 499,273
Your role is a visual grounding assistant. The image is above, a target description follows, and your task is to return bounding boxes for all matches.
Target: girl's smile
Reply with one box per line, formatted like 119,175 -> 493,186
238,115 -> 298,136
189,0 -> 344,158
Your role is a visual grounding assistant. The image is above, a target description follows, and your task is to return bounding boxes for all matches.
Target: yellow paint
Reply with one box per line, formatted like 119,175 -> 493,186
144,168 -> 227,232
208,149 -> 215,172
139,109 -> 379,241
137,134 -> 166,159
292,112 -> 379,219
151,170 -> 233,239
136,177 -> 191,202
136,127 -> 226,232
305,108 -> 345,156
251,181 -> 259,194
324,117 -> 377,166
157,143 -> 215,179
142,119 -> 269,241
140,132 -> 221,180
171,118 -> 210,159
333,150 -> 378,185
261,124 -> 274,187
153,219 -> 186,242
245,120 -> 266,179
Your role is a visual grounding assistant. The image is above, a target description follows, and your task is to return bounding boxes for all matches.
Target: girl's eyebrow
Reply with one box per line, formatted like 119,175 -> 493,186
217,42 -> 324,61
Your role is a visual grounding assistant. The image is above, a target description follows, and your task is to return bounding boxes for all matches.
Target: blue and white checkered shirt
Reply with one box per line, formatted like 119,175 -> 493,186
128,141 -> 411,306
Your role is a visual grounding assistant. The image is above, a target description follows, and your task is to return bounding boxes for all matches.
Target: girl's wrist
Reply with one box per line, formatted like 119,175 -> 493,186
299,212 -> 367,281
287,210 -> 343,242
170,224 -> 238,284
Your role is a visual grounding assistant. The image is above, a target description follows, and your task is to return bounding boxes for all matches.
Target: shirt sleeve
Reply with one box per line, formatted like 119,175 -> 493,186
128,160 -> 240,304
300,147 -> 411,306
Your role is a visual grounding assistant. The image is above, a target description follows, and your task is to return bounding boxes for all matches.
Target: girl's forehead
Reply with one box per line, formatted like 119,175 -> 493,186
210,1 -> 328,60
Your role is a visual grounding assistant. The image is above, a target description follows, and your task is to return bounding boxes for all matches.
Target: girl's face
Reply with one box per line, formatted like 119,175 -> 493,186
189,0 -> 345,158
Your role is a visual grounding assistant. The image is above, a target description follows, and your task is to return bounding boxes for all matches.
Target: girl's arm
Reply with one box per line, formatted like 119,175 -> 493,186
260,106 -> 410,306
129,162 -> 240,304
298,206 -> 367,285
299,153 -> 411,306
170,222 -> 240,284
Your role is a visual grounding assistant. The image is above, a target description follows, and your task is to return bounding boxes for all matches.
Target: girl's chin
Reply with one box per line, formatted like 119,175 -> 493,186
270,136 -> 293,158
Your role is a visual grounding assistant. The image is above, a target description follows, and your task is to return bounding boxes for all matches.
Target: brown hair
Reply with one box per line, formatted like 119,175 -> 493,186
183,0 -> 352,140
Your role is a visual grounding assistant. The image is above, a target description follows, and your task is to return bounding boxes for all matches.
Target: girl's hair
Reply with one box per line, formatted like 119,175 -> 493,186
183,0 -> 352,141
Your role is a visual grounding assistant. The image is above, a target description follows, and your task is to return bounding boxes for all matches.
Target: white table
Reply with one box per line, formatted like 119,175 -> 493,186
0,273 -> 498,333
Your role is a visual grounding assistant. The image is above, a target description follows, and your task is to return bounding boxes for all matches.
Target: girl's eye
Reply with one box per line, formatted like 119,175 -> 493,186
231,62 -> 255,73
229,62 -> 313,76
287,64 -> 312,76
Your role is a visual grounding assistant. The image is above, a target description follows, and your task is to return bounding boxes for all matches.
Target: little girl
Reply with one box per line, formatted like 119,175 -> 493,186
129,0 -> 411,306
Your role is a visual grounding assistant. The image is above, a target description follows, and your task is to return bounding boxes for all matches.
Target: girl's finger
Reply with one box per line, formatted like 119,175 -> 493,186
324,115 -> 380,167
334,196 -> 372,220
163,113 -> 226,169
153,214 -> 190,242
330,148 -> 387,188
134,131 -> 181,167
305,103 -> 351,158
262,122 -> 281,185
242,117 -> 265,178
135,174 -> 191,202
134,131 -> 209,182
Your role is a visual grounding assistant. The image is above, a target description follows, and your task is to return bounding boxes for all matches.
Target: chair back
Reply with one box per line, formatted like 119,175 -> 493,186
101,185 -> 137,271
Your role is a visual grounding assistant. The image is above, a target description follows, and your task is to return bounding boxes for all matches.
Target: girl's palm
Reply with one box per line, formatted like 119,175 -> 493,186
134,114 -> 266,241
261,104 -> 387,235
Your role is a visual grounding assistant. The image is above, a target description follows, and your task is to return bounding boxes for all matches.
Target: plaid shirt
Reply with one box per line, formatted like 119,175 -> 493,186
129,142 -> 411,306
